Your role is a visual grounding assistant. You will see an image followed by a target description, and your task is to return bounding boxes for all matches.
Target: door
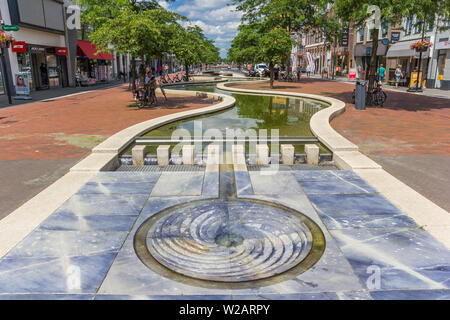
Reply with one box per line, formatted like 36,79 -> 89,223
31,52 -> 47,90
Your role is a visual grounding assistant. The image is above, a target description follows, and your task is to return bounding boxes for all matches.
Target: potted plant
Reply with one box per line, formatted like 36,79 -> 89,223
0,31 -> 15,49
410,40 -> 433,52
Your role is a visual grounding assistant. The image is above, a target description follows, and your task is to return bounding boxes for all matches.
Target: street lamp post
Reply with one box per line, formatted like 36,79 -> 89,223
408,19 -> 426,93
0,45 -> 12,105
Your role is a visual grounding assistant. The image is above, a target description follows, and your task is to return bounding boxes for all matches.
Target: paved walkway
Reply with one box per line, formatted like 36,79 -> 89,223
0,84 -> 217,219
307,74 -> 450,99
234,79 -> 450,213
0,167 -> 448,299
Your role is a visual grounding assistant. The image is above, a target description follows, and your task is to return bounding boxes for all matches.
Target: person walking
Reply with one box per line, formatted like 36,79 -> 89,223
377,64 -> 386,82
306,65 -> 311,77
395,65 -> 403,88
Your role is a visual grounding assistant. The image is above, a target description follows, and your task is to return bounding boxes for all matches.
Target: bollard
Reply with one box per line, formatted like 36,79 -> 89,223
281,144 -> 295,165
182,145 -> 195,165
207,144 -> 220,165
132,145 -> 147,166
305,144 -> 320,165
157,145 -> 170,166
256,144 -> 269,165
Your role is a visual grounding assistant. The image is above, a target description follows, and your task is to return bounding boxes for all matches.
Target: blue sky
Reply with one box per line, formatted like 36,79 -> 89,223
158,0 -> 242,58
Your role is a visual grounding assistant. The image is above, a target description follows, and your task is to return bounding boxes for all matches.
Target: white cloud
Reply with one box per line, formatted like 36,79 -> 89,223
172,1 -> 242,57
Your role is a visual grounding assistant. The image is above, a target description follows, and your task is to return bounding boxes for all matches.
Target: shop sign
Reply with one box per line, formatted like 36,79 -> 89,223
14,72 -> 31,95
11,41 -> 26,53
409,72 -> 423,88
56,47 -> 68,56
391,32 -> 401,44
341,27 -> 349,47
2,25 -> 19,32
30,47 -> 46,53
349,68 -> 357,79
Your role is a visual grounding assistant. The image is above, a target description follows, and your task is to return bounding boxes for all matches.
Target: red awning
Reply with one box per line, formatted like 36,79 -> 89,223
77,40 -> 114,60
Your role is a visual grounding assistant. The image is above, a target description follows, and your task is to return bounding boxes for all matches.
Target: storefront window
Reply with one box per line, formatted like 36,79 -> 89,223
46,54 -> 60,87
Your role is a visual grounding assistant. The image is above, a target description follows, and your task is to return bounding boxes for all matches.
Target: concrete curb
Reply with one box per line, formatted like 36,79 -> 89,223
220,80 -> 450,248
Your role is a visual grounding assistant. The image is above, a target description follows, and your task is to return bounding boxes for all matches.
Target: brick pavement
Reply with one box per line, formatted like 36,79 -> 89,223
234,79 -> 450,212
0,84 -> 217,218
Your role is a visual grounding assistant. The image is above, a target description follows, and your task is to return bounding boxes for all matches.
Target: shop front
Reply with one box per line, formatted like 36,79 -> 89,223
13,42 -> 69,91
429,39 -> 450,90
76,41 -> 114,85
354,41 -> 389,80
386,39 -> 430,87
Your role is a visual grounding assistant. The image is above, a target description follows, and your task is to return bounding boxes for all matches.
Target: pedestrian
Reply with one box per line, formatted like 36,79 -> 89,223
306,65 -> 311,77
164,64 -> 169,75
297,67 -> 301,82
377,64 -> 386,82
395,65 -> 403,88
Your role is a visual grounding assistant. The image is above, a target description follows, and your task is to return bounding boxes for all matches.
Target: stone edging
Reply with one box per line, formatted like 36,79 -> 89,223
0,86 -> 236,258
219,80 -> 450,248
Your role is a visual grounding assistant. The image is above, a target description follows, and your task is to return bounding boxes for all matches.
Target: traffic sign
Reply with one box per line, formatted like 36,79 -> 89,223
2,25 -> 19,32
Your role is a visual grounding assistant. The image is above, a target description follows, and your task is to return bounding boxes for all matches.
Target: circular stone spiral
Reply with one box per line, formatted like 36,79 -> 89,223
145,200 -> 314,282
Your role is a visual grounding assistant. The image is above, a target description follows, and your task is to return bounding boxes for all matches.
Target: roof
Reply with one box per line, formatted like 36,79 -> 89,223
77,40 -> 114,60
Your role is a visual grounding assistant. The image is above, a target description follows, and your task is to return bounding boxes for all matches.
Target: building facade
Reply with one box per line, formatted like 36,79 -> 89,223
0,0 -> 72,93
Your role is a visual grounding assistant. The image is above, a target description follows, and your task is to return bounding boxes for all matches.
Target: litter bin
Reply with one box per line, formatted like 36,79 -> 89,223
355,80 -> 367,110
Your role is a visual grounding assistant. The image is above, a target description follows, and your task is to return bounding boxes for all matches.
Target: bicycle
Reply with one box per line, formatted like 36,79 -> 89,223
182,74 -> 193,82
351,82 -> 387,107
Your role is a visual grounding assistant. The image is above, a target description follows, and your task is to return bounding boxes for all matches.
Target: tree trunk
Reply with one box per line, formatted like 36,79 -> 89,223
269,62 -> 274,89
131,57 -> 137,91
367,28 -> 379,103
185,64 -> 190,80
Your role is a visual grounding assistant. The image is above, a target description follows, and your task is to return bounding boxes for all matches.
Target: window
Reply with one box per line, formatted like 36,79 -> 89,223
358,27 -> 365,42
381,20 -> 389,39
367,20 -> 375,41
414,19 -> 422,34
405,17 -> 413,35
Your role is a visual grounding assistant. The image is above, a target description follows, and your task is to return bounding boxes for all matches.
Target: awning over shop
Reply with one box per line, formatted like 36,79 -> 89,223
77,40 -> 114,60
386,40 -> 430,57
354,41 -> 389,57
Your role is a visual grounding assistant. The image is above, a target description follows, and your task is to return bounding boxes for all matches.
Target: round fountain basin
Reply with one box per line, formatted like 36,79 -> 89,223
135,199 -> 325,287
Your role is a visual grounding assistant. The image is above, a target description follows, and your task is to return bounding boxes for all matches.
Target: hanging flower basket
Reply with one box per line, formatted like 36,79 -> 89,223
410,40 -> 433,52
0,31 -> 15,49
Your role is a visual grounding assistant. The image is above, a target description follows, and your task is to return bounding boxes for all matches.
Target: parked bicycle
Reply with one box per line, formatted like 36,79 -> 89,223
351,81 -> 387,107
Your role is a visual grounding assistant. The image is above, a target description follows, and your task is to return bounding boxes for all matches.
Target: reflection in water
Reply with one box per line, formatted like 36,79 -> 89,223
146,85 -> 327,138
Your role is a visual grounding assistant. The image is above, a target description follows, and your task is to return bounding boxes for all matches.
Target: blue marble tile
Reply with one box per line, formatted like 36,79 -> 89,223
94,295 -> 233,300
294,170 -> 377,194
235,171 -> 254,196
0,294 -> 93,300
77,182 -> 156,195
299,180 -> 377,195
55,194 -> 148,216
98,239 -> 233,296
38,213 -> 137,232
309,194 -> 417,229
293,170 -> 363,182
151,172 -> 204,197
89,172 -> 161,184
0,253 -> 117,294
4,231 -> 128,259
370,289 -> 450,300
336,291 -> 373,300
249,171 -> 304,195
232,293 -> 339,300
331,229 -> 450,290
202,171 -> 219,197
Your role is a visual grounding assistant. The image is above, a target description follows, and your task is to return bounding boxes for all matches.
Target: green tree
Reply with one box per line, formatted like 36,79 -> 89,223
79,0 -> 179,88
227,24 -> 262,65
170,26 -> 206,79
260,28 -> 296,88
